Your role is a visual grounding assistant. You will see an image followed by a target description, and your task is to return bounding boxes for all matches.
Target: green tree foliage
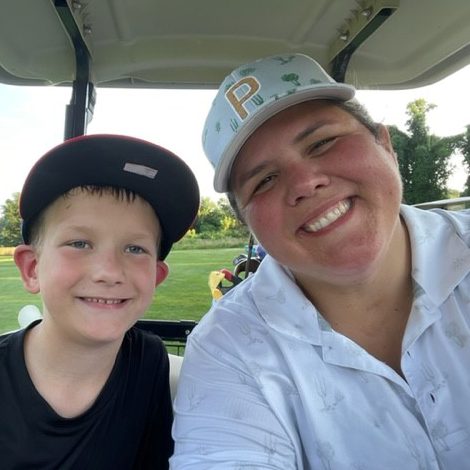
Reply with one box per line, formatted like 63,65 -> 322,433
193,197 -> 249,239
456,125 -> 470,196
193,197 -> 221,235
446,188 -> 461,199
388,99 -> 460,205
0,192 -> 22,247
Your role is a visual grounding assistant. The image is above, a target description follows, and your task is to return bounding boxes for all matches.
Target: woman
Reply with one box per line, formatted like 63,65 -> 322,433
171,54 -> 470,469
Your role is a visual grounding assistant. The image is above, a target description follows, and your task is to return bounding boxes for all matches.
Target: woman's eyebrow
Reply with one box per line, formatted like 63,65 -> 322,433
292,120 -> 330,145
236,162 -> 269,190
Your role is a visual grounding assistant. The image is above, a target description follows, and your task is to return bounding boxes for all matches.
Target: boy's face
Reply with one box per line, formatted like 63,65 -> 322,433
15,189 -> 168,346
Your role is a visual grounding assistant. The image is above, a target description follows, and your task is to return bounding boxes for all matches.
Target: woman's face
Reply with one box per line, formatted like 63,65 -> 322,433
230,100 -> 403,288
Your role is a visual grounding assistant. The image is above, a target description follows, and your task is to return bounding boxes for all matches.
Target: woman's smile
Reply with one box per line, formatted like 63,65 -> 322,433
302,198 -> 352,233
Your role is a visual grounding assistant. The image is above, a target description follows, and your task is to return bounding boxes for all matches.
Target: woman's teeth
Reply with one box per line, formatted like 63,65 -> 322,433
304,199 -> 351,232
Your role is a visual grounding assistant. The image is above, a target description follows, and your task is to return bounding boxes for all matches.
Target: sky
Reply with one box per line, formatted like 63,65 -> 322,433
1,64 -> 470,211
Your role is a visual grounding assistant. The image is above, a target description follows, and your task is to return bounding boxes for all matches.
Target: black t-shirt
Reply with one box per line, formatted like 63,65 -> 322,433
0,322 -> 174,469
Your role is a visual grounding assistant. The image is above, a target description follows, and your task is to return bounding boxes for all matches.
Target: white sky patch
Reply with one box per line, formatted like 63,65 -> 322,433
1,65 -> 470,211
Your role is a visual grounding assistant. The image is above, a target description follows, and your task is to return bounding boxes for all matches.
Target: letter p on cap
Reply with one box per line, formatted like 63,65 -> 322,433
225,77 -> 260,120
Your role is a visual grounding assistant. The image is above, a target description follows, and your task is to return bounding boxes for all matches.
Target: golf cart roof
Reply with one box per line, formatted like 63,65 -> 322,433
1,0 -> 470,90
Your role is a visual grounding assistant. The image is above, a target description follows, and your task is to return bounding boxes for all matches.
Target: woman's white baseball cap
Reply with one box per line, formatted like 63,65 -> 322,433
202,53 -> 356,192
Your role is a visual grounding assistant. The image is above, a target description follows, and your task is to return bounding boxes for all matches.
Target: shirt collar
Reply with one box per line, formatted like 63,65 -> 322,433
400,205 -> 470,307
251,255 -> 323,344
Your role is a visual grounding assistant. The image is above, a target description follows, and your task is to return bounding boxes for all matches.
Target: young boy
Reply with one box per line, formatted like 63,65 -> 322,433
0,134 -> 199,469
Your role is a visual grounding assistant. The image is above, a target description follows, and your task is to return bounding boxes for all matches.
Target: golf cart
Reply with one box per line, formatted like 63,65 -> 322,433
1,0 -> 470,359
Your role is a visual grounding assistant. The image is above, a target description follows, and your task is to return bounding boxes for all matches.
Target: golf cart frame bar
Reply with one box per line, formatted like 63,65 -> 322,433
330,6 -> 398,82
54,0 -> 95,140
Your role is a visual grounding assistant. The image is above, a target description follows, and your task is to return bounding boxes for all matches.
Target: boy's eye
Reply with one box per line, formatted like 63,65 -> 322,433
68,240 -> 89,249
125,245 -> 147,254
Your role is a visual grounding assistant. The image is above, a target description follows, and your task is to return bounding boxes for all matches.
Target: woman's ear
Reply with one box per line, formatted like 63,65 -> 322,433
378,124 -> 394,155
377,123 -> 399,167
14,245 -> 40,294
155,260 -> 169,288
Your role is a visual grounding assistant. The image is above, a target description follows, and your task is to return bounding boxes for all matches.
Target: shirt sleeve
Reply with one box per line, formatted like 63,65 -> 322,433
170,332 -> 298,469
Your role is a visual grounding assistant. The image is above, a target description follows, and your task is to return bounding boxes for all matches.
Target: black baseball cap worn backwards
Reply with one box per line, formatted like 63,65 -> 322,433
19,134 -> 200,260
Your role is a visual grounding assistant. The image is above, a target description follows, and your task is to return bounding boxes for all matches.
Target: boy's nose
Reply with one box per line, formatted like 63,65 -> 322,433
91,251 -> 125,284
285,163 -> 330,206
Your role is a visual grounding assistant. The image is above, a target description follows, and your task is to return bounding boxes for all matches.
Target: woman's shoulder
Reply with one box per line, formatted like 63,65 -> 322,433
402,205 -> 470,242
424,207 -> 470,243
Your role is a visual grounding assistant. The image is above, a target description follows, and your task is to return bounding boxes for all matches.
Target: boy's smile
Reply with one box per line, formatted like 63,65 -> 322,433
27,189 -> 167,346
80,297 -> 127,305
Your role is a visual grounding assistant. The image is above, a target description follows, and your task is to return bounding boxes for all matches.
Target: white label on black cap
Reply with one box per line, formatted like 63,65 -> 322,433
123,163 -> 158,179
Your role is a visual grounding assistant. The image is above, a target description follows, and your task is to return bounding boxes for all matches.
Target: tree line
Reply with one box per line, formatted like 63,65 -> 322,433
2,98 -> 470,247
0,193 -> 249,247
389,98 -> 470,203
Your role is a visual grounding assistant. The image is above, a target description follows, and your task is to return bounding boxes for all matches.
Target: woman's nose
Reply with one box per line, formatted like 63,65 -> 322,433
285,162 -> 330,206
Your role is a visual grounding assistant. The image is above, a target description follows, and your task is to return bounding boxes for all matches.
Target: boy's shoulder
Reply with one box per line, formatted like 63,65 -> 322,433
0,325 -> 168,371
114,327 -> 171,403
122,326 -> 169,364
125,325 -> 165,345
0,329 -> 21,358
0,330 -> 13,343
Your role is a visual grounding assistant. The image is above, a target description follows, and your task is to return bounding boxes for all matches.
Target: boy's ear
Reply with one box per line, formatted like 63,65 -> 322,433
14,245 -> 40,294
155,260 -> 169,288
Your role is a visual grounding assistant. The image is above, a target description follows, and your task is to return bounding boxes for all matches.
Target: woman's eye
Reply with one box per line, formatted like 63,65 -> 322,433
68,240 -> 89,249
126,245 -> 146,254
309,136 -> 337,153
254,174 -> 276,193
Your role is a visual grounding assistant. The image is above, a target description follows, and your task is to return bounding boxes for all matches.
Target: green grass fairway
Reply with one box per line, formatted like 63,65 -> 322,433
0,248 -> 241,334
